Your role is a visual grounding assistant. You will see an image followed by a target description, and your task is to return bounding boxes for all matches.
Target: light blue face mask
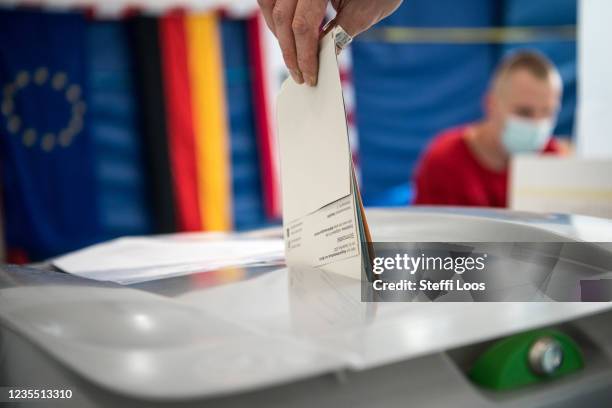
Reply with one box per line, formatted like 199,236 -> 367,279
501,115 -> 555,155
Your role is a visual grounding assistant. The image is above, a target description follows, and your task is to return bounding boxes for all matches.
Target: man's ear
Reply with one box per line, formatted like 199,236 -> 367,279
484,91 -> 505,129
483,92 -> 494,117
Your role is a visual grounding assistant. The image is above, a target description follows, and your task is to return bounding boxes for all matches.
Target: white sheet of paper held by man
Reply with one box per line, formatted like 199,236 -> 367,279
277,29 -> 372,279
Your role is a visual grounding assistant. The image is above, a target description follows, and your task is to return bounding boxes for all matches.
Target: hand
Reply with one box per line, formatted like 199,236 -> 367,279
258,0 -> 403,86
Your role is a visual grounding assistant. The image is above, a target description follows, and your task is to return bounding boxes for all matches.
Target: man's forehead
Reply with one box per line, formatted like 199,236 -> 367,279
499,68 -> 562,99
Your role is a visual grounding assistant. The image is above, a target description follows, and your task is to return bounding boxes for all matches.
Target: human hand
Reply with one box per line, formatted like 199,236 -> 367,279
258,0 -> 403,86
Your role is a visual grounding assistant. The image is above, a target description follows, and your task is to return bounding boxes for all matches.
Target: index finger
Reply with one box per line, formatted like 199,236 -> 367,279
257,0 -> 277,35
272,0 -> 304,84
292,0 -> 327,86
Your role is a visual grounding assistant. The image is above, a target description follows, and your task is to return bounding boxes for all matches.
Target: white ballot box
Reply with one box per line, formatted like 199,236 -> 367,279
510,156 -> 612,219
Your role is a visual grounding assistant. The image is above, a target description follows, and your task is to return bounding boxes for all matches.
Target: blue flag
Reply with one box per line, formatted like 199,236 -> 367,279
220,19 -> 268,231
0,9 -> 100,261
86,20 -> 152,239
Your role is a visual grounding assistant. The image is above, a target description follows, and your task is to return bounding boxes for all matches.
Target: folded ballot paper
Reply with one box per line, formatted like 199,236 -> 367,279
277,29 -> 373,280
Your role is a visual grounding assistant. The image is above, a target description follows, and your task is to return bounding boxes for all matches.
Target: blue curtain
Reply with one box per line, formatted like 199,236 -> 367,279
502,0 -> 577,137
352,0 -> 499,206
351,0 -> 577,206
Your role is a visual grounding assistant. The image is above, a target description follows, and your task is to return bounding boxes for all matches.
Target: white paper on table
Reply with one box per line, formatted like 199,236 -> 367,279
52,235 -> 285,284
510,156 -> 612,219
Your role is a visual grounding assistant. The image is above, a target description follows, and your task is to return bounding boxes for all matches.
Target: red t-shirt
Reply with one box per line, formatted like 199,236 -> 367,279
413,126 -> 560,207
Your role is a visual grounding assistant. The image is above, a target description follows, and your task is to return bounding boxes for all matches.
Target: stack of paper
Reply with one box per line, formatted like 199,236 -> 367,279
510,157 -> 612,219
52,235 -> 285,284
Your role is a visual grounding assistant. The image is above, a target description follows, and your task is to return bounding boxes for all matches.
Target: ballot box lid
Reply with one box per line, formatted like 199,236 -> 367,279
1,208 -> 612,400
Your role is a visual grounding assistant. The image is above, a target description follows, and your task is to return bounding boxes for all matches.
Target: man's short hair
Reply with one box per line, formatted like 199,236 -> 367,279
492,50 -> 562,93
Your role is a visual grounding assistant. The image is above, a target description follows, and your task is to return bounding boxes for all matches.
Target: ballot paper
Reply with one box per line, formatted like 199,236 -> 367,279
277,29 -> 372,279
52,235 -> 285,285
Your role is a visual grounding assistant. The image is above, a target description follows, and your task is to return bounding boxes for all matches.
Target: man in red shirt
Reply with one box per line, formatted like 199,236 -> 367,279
413,51 -> 567,207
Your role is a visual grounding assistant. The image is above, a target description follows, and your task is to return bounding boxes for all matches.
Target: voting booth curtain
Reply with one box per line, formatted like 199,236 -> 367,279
351,0 -> 577,206
0,7 -> 280,262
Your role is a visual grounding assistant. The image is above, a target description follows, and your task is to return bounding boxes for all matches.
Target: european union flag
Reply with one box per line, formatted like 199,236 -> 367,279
0,9 -> 100,261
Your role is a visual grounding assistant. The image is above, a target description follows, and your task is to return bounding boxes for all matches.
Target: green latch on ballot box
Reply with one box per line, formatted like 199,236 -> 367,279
469,329 -> 583,390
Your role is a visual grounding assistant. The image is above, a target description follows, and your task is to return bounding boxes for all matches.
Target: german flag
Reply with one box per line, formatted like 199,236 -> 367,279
128,15 -> 178,233
129,10 -> 274,233
129,10 -> 233,232
185,12 -> 233,231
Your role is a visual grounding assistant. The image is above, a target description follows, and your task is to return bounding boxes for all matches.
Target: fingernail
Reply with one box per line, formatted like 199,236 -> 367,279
305,74 -> 317,87
290,69 -> 304,84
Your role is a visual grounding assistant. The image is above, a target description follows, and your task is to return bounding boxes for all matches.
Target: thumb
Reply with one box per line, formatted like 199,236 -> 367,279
331,0 -> 402,37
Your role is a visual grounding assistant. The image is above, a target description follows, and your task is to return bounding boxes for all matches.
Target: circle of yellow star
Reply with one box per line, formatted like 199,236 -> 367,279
1,66 -> 87,152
